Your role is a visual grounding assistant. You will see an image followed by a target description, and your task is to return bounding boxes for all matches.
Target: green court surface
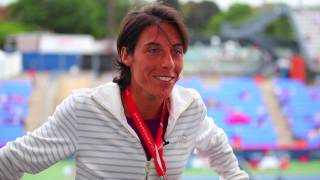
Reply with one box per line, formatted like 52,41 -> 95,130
22,160 -> 320,180
185,160 -> 320,176
22,160 -> 75,180
247,160 -> 320,175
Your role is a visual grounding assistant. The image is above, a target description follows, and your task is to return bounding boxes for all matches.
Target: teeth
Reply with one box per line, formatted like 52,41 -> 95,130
157,76 -> 173,81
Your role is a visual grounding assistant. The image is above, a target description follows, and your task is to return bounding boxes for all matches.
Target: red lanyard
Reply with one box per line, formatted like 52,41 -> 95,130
122,87 -> 167,179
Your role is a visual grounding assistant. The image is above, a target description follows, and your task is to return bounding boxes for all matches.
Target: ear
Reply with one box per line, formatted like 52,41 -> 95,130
120,47 -> 132,66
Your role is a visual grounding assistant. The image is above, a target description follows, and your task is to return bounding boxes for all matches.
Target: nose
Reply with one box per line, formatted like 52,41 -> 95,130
161,50 -> 175,69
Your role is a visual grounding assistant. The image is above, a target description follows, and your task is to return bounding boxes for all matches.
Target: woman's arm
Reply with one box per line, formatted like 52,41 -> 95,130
195,109 -> 249,180
0,95 -> 78,180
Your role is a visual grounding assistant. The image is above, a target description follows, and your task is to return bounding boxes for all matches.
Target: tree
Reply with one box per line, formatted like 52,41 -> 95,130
207,3 -> 253,35
0,20 -> 34,48
265,16 -> 295,40
157,0 -> 180,10
207,3 -> 294,40
207,12 -> 226,35
8,0 -> 132,38
181,1 -> 220,35
224,3 -> 253,23
96,0 -> 132,37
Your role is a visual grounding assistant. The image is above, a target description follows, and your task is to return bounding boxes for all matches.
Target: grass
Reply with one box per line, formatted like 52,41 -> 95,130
246,160 -> 320,175
22,160 -> 320,179
22,161 -> 75,180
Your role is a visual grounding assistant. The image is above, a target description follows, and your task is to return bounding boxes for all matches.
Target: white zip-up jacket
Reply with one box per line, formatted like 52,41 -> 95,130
0,82 -> 249,180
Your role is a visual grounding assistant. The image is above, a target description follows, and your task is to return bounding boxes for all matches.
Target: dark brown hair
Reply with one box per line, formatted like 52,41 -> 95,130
113,3 -> 189,90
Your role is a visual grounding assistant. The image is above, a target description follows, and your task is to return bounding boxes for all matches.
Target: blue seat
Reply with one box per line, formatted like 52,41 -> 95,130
0,124 -> 25,146
204,77 -> 279,148
0,80 -> 32,125
274,78 -> 320,147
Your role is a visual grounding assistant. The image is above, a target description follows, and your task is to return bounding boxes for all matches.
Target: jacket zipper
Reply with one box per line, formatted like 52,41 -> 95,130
145,160 -> 152,180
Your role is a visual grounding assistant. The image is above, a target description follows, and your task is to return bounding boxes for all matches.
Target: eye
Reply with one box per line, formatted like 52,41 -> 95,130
147,47 -> 161,54
173,47 -> 184,56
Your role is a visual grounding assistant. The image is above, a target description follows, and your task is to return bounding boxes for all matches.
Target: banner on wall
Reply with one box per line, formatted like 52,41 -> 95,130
0,51 -> 22,80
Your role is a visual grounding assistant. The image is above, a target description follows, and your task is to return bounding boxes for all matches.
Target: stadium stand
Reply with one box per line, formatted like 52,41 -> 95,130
179,77 -> 278,149
0,80 -> 32,147
220,4 -> 320,80
3,74 -> 319,151
180,77 -> 320,149
292,9 -> 320,68
274,78 -> 320,148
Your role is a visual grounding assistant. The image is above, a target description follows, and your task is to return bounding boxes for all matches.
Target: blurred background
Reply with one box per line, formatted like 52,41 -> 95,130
0,0 -> 320,179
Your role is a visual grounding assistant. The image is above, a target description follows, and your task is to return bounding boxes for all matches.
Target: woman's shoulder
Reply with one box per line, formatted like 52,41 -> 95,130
173,84 -> 202,100
72,82 -> 117,94
70,82 -> 119,102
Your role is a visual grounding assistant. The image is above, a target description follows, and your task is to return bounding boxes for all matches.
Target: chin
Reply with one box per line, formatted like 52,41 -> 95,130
158,89 -> 173,99
148,84 -> 175,99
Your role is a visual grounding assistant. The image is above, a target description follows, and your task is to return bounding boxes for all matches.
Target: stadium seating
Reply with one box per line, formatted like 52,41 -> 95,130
0,125 -> 25,146
0,80 -> 31,147
179,77 -> 278,149
274,78 -> 320,148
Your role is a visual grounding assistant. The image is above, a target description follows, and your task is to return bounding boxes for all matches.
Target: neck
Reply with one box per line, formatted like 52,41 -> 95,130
124,86 -> 165,120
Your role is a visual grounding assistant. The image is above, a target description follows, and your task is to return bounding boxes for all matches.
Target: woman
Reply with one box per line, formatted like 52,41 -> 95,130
0,3 -> 249,180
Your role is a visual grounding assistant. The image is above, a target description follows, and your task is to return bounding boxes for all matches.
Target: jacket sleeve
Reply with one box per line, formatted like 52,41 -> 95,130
195,106 -> 249,180
0,94 -> 78,180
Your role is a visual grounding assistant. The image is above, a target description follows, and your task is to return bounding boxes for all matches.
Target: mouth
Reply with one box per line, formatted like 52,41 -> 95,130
154,76 -> 175,82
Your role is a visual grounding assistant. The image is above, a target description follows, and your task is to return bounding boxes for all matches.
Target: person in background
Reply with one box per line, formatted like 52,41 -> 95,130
0,3 -> 249,180
277,57 -> 290,78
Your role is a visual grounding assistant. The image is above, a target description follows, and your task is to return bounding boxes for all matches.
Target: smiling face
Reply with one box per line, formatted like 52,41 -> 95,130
121,23 -> 184,100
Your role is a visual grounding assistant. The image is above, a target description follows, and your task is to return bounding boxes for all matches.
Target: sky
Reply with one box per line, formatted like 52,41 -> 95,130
180,0 -> 320,10
0,0 -> 13,6
1,0 -> 319,10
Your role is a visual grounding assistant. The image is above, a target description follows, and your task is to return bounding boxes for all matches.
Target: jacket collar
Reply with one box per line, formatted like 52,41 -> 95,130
166,84 -> 194,137
91,82 -> 195,138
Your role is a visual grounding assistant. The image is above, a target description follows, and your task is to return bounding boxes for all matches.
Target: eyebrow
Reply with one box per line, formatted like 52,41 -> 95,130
144,42 -> 183,49
172,44 -> 183,49
144,42 -> 161,47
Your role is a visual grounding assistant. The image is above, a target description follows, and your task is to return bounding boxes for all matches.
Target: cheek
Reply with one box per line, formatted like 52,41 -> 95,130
175,60 -> 184,73
133,64 -> 149,80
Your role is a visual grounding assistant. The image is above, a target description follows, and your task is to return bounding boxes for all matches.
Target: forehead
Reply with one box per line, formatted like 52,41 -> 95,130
137,23 -> 182,46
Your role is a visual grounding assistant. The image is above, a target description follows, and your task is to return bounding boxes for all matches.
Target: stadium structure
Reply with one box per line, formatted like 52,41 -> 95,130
220,4 -> 320,82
